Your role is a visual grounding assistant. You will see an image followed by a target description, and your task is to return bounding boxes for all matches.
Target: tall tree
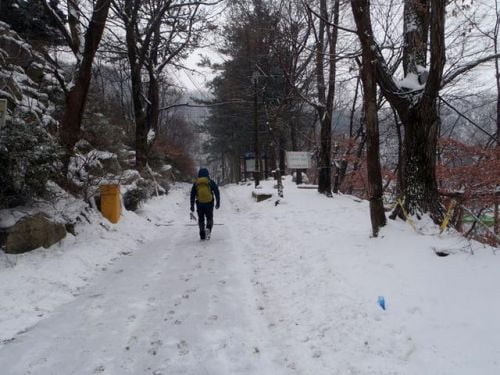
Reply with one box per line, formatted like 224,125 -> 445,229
42,0 -> 112,165
204,0 -> 285,182
494,0 -> 500,235
351,0 -> 445,220
310,0 -> 340,196
350,1 -> 386,236
112,0 -> 213,170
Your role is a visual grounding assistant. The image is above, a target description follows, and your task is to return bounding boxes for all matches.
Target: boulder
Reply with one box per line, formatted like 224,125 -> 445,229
0,29 -> 33,69
26,62 -> 45,84
2,213 -> 66,254
252,191 -> 273,202
0,75 -> 23,101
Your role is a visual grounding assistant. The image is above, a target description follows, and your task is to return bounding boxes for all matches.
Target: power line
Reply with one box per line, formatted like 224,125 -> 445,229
439,95 -> 498,143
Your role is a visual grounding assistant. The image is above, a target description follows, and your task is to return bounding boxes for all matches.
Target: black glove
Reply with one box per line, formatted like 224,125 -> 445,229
215,202 -> 220,209
190,205 -> 195,212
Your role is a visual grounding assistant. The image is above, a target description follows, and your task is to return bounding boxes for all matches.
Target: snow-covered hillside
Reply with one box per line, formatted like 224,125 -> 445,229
0,178 -> 498,374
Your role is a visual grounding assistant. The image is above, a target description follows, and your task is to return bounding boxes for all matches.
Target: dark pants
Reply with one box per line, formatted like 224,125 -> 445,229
196,202 -> 214,239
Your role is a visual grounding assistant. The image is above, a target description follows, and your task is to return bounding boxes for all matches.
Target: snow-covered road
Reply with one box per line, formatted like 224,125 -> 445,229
0,188 -> 287,375
1,179 -> 499,375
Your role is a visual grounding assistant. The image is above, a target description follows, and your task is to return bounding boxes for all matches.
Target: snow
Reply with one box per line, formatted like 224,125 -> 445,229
396,72 -> 425,91
0,178 -> 499,374
0,183 -> 88,228
147,129 -> 156,144
160,164 -> 172,172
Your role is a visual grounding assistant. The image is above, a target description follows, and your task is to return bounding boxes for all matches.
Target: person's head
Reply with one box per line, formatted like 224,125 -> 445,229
198,168 -> 209,178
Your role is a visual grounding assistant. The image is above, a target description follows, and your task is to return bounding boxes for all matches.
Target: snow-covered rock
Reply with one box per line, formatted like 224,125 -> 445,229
0,21 -> 61,128
0,213 -> 66,254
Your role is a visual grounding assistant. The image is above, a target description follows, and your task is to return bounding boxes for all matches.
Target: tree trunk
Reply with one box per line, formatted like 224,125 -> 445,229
401,104 -> 441,219
315,0 -> 339,197
494,0 -> 500,235
279,135 -> 286,173
317,107 -> 332,195
130,67 -> 147,170
352,0 -> 387,236
124,0 -> 147,170
59,0 -> 111,157
253,76 -> 261,187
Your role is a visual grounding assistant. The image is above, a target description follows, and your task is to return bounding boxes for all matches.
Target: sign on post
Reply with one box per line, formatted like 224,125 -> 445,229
0,99 -> 7,128
286,151 -> 312,169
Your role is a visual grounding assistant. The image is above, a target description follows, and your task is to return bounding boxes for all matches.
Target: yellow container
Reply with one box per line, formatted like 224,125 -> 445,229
100,184 -> 121,223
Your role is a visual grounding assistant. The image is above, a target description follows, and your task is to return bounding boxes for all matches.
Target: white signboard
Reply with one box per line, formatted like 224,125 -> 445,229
0,99 -> 7,128
286,151 -> 311,169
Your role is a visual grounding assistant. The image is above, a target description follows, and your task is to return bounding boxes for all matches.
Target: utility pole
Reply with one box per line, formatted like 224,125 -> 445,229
252,71 -> 261,187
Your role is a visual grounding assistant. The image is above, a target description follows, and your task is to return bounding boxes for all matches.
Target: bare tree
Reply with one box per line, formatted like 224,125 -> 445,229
42,0 -> 112,167
351,0 -> 446,221
492,0 -> 500,235
305,0 -> 340,196
111,0 -> 217,170
350,0 -> 386,236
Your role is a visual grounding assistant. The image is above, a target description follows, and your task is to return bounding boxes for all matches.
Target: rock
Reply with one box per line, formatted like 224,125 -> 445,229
0,75 -> 23,100
2,213 -> 66,254
252,191 -> 273,202
26,62 -> 45,83
0,22 -> 61,128
120,169 -> 142,185
0,33 -> 33,69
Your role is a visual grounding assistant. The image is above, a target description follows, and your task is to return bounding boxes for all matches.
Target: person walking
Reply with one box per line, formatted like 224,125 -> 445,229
190,168 -> 220,240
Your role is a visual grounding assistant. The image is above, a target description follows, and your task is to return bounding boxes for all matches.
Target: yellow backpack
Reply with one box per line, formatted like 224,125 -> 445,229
196,177 -> 213,203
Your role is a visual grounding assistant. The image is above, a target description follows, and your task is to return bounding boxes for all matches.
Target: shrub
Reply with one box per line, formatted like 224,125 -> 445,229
123,179 -> 157,211
0,122 -> 63,208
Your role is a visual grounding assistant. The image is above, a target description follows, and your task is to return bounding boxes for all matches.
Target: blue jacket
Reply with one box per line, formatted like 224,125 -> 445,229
190,168 -> 220,208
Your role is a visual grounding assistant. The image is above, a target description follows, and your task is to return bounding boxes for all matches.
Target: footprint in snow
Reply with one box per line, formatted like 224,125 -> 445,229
128,314 -> 137,322
177,340 -> 189,356
148,339 -> 163,356
312,350 -> 322,359
179,273 -> 192,282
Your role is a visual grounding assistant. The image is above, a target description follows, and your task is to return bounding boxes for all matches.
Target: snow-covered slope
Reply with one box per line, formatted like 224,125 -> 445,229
0,178 -> 498,374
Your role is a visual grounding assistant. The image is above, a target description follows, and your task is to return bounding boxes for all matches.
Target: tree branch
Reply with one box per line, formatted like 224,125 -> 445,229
442,53 -> 500,88
41,0 -> 77,55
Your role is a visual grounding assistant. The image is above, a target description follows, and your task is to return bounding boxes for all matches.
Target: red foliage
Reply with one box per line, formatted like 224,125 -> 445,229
150,140 -> 196,178
437,137 -> 498,206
